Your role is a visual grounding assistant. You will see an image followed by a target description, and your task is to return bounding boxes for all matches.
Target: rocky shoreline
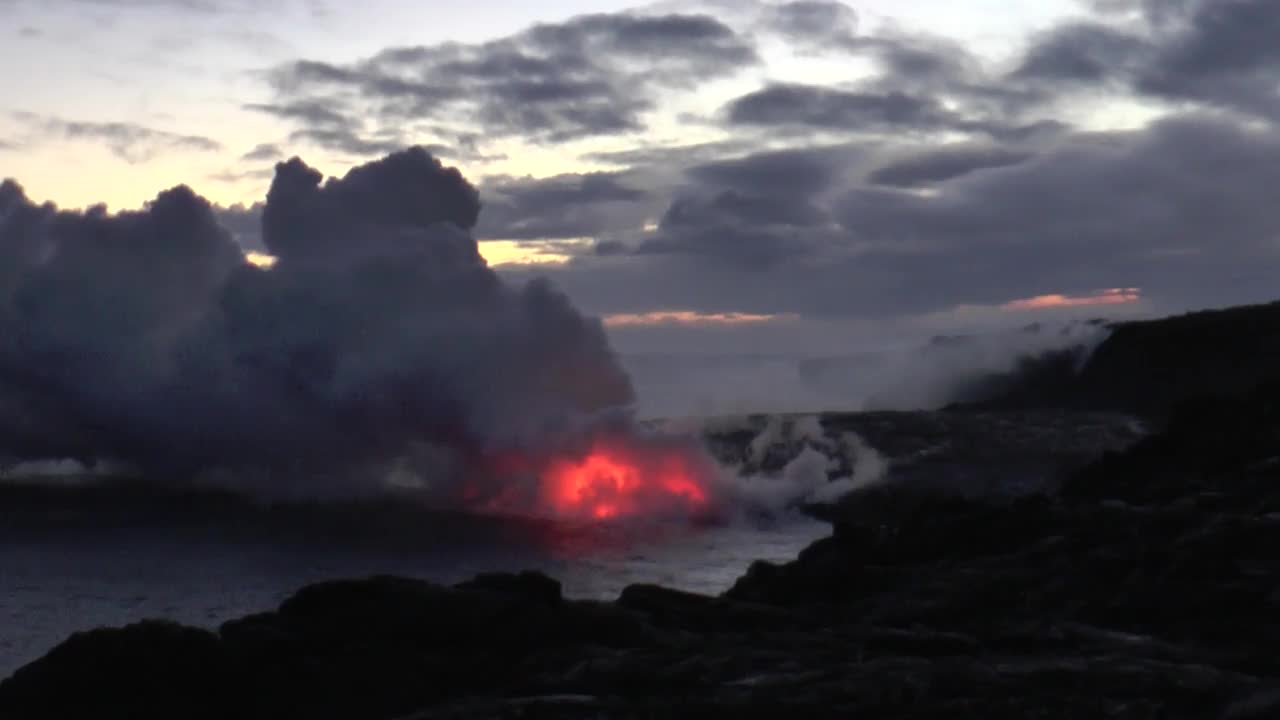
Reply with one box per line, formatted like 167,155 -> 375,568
3,384 -> 1279,719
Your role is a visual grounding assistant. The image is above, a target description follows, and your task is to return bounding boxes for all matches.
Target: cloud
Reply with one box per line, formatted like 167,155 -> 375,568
503,114 -> 1280,323
243,101 -> 411,158
607,145 -> 857,269
476,171 -> 653,241
720,80 -> 1042,140
63,0 -> 230,10
580,139 -> 753,169
262,11 -> 758,147
0,148 -> 634,498
240,143 -> 282,162
729,17 -> 1045,136
212,201 -> 265,251
1012,0 -> 1280,121
635,188 -> 836,270
244,99 -> 351,128
724,84 -> 959,133
1013,22 -> 1150,83
286,127 -> 413,157
1136,0 -> 1280,120
867,145 -> 1034,187
764,1 -> 858,45
55,0 -> 294,12
208,167 -> 275,186
13,112 -> 223,163
685,146 -> 854,198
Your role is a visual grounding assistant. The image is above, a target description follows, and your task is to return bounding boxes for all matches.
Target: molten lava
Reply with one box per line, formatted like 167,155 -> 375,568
540,438 -> 709,520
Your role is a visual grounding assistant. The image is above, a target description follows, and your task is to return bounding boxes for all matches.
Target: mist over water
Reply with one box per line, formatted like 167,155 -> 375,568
622,320 -> 1109,419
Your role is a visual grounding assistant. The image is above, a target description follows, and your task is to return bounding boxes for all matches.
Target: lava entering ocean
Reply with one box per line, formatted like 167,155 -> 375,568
476,433 -> 716,521
541,437 -> 710,520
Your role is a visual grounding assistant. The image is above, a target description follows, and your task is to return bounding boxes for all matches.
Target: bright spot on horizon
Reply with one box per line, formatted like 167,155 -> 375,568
481,240 -> 580,266
243,242 -> 576,269
1003,288 -> 1141,311
245,251 -> 278,269
603,310 -> 795,327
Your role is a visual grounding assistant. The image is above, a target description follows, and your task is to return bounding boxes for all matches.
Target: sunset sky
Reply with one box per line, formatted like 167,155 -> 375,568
3,0 -> 1279,352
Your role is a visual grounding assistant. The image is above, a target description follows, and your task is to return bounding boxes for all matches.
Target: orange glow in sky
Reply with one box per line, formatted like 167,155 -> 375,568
1003,288 -> 1140,311
603,310 -> 792,327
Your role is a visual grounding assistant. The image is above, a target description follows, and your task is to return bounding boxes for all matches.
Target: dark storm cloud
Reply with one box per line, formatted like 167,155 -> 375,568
1136,0 -> 1280,120
620,147 -> 850,270
212,201 -> 264,251
685,146 -> 855,197
1011,0 -> 1280,121
13,112 -> 222,163
1013,22 -> 1150,82
867,146 -> 1034,188
259,147 -> 481,259
0,148 -> 633,494
264,11 -> 757,146
635,189 -> 834,270
569,144 -> 861,270
509,114 -> 1280,320
476,172 -> 652,241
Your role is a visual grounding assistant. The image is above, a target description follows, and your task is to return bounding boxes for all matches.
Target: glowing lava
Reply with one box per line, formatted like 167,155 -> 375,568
541,438 -> 710,520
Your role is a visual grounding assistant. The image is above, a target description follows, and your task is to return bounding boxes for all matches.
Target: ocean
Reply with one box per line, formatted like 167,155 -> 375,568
0,508 -> 828,678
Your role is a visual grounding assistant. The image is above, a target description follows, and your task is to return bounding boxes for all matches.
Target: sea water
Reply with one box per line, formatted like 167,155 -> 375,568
0,516 -> 829,678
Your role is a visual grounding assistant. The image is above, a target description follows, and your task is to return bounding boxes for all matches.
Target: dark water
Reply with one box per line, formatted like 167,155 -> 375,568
0,515 -> 828,679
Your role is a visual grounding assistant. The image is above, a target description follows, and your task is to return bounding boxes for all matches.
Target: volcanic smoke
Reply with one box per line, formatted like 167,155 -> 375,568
0,147 -> 709,519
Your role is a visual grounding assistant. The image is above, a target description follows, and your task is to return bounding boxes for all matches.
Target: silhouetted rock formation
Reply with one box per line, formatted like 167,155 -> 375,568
953,300 -> 1280,416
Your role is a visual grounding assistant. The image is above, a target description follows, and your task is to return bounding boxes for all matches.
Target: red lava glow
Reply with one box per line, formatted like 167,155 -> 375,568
540,438 -> 710,521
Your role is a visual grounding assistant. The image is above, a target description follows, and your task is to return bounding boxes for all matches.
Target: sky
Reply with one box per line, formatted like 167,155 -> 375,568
3,0 -> 1280,358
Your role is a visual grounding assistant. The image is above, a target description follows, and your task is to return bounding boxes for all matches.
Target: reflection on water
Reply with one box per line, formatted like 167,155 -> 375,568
0,515 -> 828,679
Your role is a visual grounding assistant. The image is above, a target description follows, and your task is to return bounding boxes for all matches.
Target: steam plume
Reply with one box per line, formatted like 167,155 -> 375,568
0,148 -> 634,498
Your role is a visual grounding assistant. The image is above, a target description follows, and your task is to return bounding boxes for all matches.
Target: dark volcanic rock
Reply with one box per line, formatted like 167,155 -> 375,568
0,621 -> 235,719
957,300 -> 1280,416
1062,381 -> 1280,505
454,570 -> 563,604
